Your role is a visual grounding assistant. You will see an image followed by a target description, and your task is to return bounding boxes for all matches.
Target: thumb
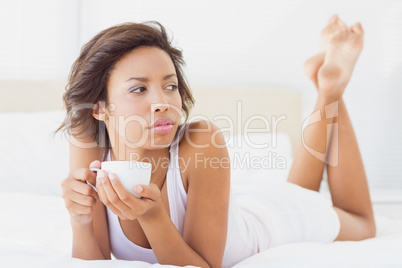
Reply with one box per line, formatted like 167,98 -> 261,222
135,183 -> 160,201
89,160 -> 101,169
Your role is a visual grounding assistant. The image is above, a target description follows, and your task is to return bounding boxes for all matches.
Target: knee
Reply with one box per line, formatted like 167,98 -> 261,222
357,215 -> 376,240
335,208 -> 377,241
365,217 -> 376,239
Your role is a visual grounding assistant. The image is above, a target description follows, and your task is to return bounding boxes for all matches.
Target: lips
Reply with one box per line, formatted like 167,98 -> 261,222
149,118 -> 174,128
149,118 -> 175,134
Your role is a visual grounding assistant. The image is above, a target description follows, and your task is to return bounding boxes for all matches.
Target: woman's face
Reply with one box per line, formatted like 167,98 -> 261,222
103,46 -> 183,151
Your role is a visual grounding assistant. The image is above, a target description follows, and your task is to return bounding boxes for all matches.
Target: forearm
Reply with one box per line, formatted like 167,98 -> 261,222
138,202 -> 211,267
71,221 -> 106,260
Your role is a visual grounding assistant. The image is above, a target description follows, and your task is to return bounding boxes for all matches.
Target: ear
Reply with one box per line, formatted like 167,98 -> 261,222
92,101 -> 108,122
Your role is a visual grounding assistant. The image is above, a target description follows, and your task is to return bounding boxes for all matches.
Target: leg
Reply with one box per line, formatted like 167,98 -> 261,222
300,15 -> 375,240
328,99 -> 375,240
287,14 -> 348,192
287,97 -> 334,192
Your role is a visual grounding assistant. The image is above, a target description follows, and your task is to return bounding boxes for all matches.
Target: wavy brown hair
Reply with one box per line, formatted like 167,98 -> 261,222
55,21 -> 195,161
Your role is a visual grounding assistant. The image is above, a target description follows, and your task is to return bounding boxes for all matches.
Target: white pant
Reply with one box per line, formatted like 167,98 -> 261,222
222,178 -> 341,267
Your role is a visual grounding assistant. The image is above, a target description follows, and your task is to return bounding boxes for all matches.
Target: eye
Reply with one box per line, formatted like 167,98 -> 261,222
166,85 -> 178,91
129,87 -> 146,93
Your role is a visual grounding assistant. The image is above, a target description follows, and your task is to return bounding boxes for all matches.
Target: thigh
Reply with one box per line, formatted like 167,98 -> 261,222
234,180 -> 341,249
268,183 -> 341,247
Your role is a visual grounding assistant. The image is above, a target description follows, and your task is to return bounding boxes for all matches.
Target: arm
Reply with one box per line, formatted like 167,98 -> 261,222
96,172 -> 213,267
95,121 -> 230,267
63,134 -> 111,260
181,121 -> 231,267
140,121 -> 230,267
138,201 -> 212,267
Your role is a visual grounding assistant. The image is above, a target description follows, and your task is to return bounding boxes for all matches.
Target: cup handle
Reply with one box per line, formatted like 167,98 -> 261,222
87,168 -> 102,192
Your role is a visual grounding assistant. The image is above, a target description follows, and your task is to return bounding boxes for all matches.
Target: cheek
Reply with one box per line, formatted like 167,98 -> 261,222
111,115 -> 149,147
170,92 -> 183,118
124,119 -> 148,145
107,103 -> 149,146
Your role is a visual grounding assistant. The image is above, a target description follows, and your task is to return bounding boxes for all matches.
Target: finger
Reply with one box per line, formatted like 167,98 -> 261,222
72,168 -> 97,186
95,171 -> 110,203
68,200 -> 95,215
134,183 -> 160,202
89,160 -> 101,169
70,179 -> 98,200
95,173 -> 123,217
69,191 -> 97,207
98,171 -> 131,214
108,173 -> 138,203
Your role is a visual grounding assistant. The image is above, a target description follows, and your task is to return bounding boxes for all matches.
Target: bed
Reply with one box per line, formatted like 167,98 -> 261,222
0,80 -> 401,267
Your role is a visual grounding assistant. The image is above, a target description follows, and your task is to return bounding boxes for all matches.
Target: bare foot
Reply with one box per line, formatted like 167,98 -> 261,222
304,14 -> 341,86
304,15 -> 364,100
303,52 -> 325,89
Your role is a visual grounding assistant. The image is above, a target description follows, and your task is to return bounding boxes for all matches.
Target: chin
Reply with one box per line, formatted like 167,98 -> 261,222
146,125 -> 178,149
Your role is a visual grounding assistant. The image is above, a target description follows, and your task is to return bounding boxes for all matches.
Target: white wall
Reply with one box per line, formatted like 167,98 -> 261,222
1,0 -> 401,187
0,0 -> 79,80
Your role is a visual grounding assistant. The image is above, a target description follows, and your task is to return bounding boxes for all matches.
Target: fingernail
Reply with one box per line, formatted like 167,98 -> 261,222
109,173 -> 115,181
98,171 -> 105,178
135,185 -> 143,193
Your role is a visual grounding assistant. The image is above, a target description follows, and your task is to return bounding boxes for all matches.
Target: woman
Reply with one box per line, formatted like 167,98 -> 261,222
57,14 -> 375,267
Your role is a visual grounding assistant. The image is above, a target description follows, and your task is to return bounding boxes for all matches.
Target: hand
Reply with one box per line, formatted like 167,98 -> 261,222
61,160 -> 100,226
95,170 -> 161,220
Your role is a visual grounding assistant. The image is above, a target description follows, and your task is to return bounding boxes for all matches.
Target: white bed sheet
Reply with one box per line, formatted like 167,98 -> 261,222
1,192 -> 401,268
1,110 -> 401,267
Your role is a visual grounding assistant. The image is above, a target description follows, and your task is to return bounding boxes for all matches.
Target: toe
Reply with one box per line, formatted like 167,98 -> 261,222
351,22 -> 364,34
336,17 -> 347,28
342,26 -> 352,32
328,14 -> 338,24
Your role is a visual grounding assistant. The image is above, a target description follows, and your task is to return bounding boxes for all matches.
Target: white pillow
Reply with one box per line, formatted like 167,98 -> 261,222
0,110 -> 69,196
225,132 -> 293,183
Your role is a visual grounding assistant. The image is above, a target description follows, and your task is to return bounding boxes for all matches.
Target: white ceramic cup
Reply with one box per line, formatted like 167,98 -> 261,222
90,161 -> 152,198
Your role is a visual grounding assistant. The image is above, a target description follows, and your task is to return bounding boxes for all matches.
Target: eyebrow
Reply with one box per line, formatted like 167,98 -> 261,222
125,73 -> 177,82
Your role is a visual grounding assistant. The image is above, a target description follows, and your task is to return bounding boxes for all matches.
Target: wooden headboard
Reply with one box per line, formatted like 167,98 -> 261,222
0,80 -> 302,154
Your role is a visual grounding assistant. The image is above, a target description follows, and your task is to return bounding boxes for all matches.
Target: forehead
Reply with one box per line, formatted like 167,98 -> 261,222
111,46 -> 176,79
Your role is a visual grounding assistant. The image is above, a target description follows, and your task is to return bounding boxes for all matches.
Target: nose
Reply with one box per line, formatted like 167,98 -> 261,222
151,90 -> 169,113
152,103 -> 169,113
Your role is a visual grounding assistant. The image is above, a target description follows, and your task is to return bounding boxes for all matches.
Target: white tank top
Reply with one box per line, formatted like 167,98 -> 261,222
105,124 -> 339,267
105,124 -> 255,266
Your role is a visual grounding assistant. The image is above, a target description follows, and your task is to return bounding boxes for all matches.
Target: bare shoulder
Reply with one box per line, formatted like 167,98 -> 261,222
179,120 -> 227,152
179,121 -> 231,266
178,120 -> 230,191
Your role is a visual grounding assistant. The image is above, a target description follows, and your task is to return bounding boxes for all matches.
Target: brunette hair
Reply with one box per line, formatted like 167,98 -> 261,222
55,21 -> 195,161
